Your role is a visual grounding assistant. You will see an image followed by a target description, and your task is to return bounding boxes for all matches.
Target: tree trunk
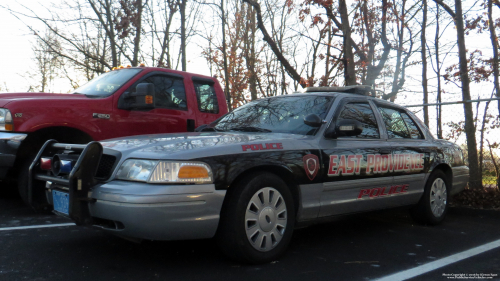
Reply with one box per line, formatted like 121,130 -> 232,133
422,0 -> 429,128
339,0 -> 355,85
434,0 -> 481,189
488,0 -> 500,116
220,0 -> 230,110
435,2 -> 443,139
180,0 -> 187,71
132,0 -> 142,66
245,3 -> 258,101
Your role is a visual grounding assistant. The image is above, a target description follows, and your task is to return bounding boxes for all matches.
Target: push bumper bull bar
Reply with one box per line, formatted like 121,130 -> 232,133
29,140 -> 103,225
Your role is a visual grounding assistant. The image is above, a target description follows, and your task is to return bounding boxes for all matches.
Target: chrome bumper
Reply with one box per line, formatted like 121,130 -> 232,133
86,181 -> 226,241
0,132 -> 27,179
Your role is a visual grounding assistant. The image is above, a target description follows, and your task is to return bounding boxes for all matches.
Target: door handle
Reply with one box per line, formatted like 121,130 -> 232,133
380,148 -> 392,154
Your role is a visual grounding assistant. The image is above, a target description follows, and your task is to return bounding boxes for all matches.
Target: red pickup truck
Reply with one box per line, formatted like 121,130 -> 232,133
0,67 -> 228,207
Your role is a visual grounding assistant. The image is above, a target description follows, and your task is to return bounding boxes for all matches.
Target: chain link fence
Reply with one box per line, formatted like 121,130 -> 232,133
401,98 -> 500,189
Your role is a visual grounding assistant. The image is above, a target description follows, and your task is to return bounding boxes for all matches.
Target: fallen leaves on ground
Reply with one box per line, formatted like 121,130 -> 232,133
450,188 -> 500,210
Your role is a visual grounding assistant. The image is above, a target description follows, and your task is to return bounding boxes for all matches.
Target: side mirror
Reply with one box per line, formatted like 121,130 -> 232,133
304,114 -> 324,127
129,83 -> 155,109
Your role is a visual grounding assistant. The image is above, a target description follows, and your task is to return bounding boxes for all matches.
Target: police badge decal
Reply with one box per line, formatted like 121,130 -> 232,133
303,154 -> 319,181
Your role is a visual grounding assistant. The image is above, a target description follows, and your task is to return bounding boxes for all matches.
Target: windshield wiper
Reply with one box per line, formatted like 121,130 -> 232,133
229,126 -> 272,132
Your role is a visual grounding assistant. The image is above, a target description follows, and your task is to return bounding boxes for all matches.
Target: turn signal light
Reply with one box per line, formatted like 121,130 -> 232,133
178,166 -> 209,179
40,158 -> 52,170
4,124 -> 13,131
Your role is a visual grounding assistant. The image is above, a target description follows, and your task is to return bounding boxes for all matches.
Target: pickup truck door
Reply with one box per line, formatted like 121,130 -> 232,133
318,98 -> 394,217
114,73 -> 196,137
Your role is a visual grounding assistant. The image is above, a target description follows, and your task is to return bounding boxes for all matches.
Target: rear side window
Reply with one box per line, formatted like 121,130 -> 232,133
401,112 -> 424,139
143,75 -> 187,110
377,107 -> 411,139
193,81 -> 219,114
337,103 -> 380,139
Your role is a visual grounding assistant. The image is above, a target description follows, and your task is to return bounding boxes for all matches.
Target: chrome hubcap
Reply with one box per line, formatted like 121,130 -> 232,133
430,178 -> 447,217
245,187 -> 287,252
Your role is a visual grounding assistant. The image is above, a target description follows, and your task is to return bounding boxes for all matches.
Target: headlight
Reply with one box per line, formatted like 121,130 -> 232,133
0,109 -> 13,131
116,159 -> 213,184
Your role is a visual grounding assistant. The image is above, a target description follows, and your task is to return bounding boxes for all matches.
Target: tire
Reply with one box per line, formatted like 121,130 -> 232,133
18,155 -> 51,212
410,170 -> 449,225
216,172 -> 295,264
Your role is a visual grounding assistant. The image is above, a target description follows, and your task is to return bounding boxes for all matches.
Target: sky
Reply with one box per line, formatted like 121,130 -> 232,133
0,0 -> 499,144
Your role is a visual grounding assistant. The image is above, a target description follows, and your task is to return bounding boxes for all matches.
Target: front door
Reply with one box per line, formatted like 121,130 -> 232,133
114,73 -> 194,137
319,99 -> 396,217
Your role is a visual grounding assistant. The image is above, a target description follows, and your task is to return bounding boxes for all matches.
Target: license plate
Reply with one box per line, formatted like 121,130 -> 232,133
52,190 -> 69,215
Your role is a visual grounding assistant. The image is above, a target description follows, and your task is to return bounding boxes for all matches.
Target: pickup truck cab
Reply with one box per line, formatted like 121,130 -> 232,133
0,66 -> 227,207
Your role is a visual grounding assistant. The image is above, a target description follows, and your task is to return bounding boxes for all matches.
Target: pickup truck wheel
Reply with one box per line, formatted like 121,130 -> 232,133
217,172 -> 295,264
18,156 -> 51,212
410,170 -> 449,225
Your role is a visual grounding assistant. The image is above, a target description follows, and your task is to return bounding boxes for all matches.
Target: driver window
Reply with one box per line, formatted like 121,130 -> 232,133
142,75 -> 187,110
337,102 -> 380,139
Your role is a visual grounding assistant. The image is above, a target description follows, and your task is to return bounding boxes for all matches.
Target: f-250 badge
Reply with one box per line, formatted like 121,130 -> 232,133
303,154 -> 319,180
93,113 -> 110,119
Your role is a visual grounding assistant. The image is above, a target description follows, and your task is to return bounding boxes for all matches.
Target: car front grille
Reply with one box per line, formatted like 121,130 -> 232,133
95,154 -> 117,180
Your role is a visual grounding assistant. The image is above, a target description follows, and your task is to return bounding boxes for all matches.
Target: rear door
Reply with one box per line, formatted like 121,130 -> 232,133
192,77 -> 222,128
374,103 -> 433,205
318,98 -> 395,217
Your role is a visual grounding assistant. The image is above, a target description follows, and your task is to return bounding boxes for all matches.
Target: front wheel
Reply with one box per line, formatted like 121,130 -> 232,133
410,170 -> 449,225
216,172 -> 295,264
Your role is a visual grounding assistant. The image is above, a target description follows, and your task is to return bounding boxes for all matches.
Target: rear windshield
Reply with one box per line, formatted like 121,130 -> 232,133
212,95 -> 334,135
72,68 -> 142,97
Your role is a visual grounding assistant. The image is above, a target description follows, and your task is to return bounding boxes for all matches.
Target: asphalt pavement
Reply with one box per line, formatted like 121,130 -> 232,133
1,187 -> 499,281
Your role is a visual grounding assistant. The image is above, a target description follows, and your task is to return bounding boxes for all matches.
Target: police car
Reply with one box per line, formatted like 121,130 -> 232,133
29,86 -> 469,263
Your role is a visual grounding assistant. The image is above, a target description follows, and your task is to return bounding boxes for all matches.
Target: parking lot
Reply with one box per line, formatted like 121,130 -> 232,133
1,188 -> 499,281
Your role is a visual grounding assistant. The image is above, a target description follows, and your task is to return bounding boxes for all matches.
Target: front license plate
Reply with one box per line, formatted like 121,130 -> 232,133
52,190 -> 69,215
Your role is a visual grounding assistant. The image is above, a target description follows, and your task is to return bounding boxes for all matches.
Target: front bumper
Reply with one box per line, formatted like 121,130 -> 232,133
0,132 -> 27,179
48,181 -> 226,241
90,181 -> 225,240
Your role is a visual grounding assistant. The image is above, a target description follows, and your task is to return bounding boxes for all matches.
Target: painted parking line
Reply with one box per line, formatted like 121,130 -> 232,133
0,223 -> 75,231
375,238 -> 500,281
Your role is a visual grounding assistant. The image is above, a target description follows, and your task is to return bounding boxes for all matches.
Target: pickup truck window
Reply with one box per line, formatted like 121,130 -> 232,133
213,96 -> 333,135
143,75 -> 187,110
337,103 -> 380,139
194,82 -> 219,114
72,68 -> 142,97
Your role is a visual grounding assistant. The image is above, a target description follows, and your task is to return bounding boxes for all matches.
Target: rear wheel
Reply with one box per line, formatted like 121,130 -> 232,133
410,170 -> 449,225
217,172 -> 295,264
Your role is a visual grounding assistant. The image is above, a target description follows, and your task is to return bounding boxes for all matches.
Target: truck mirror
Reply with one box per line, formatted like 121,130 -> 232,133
129,83 -> 155,109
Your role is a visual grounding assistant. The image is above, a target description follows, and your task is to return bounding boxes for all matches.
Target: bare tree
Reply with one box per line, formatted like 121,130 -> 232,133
433,0 -> 481,189
422,0 -> 430,127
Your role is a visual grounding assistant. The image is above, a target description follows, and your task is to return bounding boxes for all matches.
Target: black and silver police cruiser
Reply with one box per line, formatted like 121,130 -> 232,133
30,86 -> 469,263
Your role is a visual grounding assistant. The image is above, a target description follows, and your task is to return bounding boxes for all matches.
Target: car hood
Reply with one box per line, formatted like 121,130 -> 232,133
100,132 -> 315,160
0,92 -> 88,107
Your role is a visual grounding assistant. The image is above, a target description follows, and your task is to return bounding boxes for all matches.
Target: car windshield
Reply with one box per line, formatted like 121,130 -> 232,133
72,68 -> 142,97
212,95 -> 334,135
